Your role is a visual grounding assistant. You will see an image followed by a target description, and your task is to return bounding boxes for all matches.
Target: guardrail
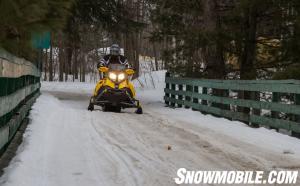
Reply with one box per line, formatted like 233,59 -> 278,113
0,49 -> 40,153
164,73 -> 300,137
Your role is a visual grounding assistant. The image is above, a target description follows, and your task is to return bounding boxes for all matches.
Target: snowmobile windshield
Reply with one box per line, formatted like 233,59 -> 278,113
108,64 -> 126,71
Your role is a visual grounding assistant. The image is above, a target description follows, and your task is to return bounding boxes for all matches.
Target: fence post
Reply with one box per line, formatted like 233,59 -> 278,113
0,59 -> 7,126
292,94 -> 300,137
178,84 -> 183,107
250,91 -> 261,128
185,84 -> 192,108
192,85 -> 199,111
271,92 -> 280,132
201,87 -> 208,114
237,90 -> 251,125
201,87 -> 207,105
171,83 -> 176,107
164,72 -> 170,106
222,90 -> 230,111
0,59 -> 2,77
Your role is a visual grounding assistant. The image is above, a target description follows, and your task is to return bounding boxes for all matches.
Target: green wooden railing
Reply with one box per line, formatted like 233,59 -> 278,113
0,49 -> 40,153
164,73 -> 300,137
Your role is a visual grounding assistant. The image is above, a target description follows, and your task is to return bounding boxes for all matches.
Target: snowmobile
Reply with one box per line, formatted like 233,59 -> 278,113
88,63 -> 143,114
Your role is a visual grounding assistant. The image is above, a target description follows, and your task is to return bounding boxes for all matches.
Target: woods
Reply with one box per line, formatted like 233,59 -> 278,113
151,0 -> 300,80
42,0 -> 150,81
1,0 -> 300,81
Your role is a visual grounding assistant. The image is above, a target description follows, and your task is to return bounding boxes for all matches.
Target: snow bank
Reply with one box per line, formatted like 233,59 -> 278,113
42,81 -> 94,94
152,106 -> 300,155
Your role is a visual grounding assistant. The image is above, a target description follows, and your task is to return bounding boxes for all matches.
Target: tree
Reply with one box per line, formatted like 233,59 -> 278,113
150,0 -> 300,80
0,0 -> 73,60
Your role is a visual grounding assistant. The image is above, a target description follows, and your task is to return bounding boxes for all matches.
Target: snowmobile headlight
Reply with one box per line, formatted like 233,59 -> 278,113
118,73 -> 125,81
109,72 -> 117,81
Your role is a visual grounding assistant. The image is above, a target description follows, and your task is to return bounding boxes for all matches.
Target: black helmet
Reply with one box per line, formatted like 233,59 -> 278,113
110,44 -> 120,56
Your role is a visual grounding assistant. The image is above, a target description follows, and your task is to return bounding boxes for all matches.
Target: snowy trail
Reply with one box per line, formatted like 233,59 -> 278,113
1,80 -> 300,185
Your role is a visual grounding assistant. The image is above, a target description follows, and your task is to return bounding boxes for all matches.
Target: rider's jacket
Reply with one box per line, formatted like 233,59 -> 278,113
98,55 -> 131,69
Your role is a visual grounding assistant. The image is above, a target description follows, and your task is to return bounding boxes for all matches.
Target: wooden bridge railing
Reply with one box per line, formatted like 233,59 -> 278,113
164,73 -> 300,137
0,49 -> 40,153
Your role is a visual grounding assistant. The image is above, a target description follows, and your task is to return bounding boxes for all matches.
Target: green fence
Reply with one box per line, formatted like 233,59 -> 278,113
164,73 -> 300,137
0,49 -> 40,153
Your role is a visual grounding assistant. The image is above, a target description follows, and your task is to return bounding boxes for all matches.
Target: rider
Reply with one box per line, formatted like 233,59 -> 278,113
98,44 -> 131,69
88,44 -> 133,111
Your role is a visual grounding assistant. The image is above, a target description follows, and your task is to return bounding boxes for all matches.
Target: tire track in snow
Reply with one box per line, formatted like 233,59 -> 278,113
53,90 -> 300,185
87,112 -> 140,186
87,108 -> 262,185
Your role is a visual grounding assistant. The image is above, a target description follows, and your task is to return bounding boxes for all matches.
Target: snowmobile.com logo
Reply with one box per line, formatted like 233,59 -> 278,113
174,168 -> 298,185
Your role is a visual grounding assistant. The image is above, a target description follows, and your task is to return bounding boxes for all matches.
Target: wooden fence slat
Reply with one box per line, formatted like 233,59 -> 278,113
164,89 -> 300,116
0,83 -> 40,117
0,125 -> 9,149
250,115 -> 299,132
166,77 -> 300,94
166,77 -> 300,85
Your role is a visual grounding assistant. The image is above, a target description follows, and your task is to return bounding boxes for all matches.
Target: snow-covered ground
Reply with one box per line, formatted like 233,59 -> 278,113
0,71 -> 300,186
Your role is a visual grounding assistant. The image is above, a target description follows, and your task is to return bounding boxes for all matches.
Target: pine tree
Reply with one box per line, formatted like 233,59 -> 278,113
0,0 -> 73,59
150,0 -> 300,79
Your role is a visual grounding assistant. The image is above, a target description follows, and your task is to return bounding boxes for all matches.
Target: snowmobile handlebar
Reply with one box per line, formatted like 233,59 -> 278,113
99,66 -> 109,72
98,66 -> 135,75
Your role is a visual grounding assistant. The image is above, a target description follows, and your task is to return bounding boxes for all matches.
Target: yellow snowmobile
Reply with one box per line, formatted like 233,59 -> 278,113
88,63 -> 143,114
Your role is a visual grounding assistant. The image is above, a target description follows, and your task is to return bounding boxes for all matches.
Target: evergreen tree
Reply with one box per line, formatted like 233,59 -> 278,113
149,0 -> 300,79
0,0 -> 73,59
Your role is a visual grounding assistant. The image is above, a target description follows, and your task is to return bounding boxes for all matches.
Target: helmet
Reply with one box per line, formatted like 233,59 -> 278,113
110,44 -> 120,56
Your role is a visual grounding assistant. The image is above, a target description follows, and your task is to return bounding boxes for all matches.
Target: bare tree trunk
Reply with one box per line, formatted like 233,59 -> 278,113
49,34 -> 53,81
133,32 -> 140,79
238,2 -> 258,119
74,48 -> 78,80
79,50 -> 86,82
162,36 -> 167,69
203,0 -> 229,111
153,42 -> 158,71
204,0 -> 225,79
122,0 -> 141,79
64,55 -> 68,81
58,32 -> 64,82
64,45 -> 72,82
53,56 -> 57,80
82,54 -> 86,82
240,4 -> 257,80
79,54 -> 82,82
43,49 -> 48,81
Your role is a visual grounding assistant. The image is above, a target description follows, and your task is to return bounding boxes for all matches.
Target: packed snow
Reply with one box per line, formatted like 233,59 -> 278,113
0,71 -> 300,186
